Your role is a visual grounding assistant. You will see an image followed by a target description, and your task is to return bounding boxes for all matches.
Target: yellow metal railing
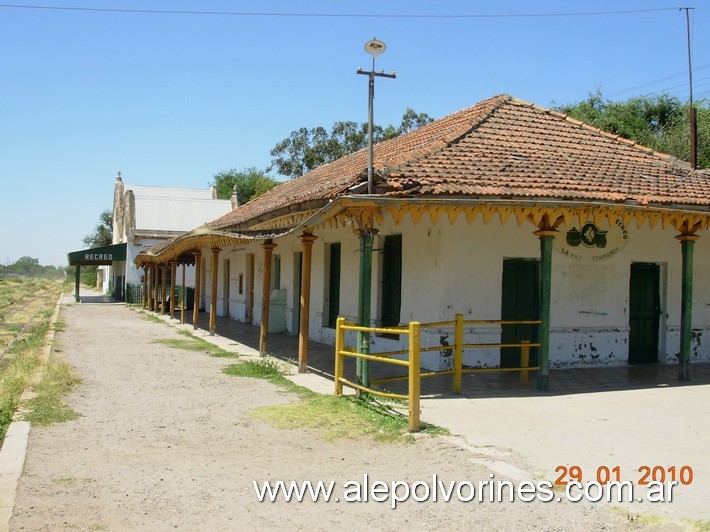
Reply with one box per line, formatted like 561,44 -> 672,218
335,318 -> 420,432
334,314 -> 541,432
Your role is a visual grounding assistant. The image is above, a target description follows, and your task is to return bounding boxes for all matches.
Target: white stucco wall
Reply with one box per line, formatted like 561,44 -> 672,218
199,212 -> 709,371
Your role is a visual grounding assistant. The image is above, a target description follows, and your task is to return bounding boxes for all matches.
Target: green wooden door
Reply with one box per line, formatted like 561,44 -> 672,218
629,263 -> 660,364
381,235 -> 402,330
500,259 -> 539,368
327,243 -> 341,328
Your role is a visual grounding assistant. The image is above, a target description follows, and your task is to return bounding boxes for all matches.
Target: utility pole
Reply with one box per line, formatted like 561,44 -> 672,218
355,39 -> 395,389
680,7 -> 697,169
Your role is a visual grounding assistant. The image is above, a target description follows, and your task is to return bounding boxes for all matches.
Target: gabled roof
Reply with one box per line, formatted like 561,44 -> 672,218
208,94 -> 710,232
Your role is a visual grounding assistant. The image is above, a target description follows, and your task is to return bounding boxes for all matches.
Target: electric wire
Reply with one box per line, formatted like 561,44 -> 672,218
0,3 -> 683,18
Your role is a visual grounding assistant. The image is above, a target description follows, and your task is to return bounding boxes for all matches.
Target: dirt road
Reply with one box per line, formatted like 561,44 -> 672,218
11,298 -> 628,530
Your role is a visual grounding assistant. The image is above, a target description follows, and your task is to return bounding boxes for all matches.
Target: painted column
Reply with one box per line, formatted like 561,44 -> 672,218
534,229 -> 556,391
142,267 -> 148,309
169,261 -> 177,319
298,232 -> 317,373
260,239 -> 276,356
676,233 -> 699,381
153,265 -> 159,312
148,265 -> 154,311
356,230 -> 374,388
209,248 -> 220,335
193,251 -> 202,329
74,264 -> 81,302
180,263 -> 186,324
161,264 -> 168,314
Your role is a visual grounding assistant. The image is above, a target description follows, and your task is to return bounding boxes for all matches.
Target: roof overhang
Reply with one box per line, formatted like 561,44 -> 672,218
134,195 -> 710,265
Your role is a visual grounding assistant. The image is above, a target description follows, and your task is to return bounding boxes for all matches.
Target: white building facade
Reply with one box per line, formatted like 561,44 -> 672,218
137,95 -> 710,385
102,173 -> 232,298
192,213 -> 708,371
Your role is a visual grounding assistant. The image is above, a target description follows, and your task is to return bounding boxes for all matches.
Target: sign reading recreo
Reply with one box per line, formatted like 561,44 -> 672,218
554,219 -> 628,262
84,253 -> 112,261
68,242 -> 126,266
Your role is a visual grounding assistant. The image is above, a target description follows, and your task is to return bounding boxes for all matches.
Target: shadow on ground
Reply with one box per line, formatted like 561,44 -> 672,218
147,305 -> 710,399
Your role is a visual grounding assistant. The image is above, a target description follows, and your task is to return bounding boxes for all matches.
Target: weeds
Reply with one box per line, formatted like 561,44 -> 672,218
0,349 -> 41,440
152,333 -> 240,358
222,359 -> 286,383
24,356 -> 82,426
0,278 -> 66,441
223,359 -> 447,442
139,313 -> 166,324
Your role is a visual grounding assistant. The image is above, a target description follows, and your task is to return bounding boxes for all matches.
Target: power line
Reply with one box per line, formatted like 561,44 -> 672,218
606,64 -> 710,99
0,3 -> 683,18
606,64 -> 710,98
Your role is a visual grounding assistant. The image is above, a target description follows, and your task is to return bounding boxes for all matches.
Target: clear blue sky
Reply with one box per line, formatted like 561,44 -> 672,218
0,1 -> 707,267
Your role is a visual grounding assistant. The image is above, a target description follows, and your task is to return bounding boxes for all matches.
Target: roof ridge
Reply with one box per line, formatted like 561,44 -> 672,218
506,96 -> 694,171
380,94 -> 512,172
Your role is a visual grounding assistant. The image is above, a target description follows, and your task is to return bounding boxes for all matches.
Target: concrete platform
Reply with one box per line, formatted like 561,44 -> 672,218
136,305 -> 710,522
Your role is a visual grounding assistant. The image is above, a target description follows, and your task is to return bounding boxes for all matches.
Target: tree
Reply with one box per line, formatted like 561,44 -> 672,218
399,108 -> 434,134
556,91 -> 708,169
270,108 -> 433,179
83,209 -> 113,248
0,257 -> 64,278
211,167 -> 279,205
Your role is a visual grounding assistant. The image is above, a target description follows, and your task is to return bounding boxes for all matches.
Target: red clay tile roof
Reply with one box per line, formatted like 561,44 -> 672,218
209,94 -> 709,231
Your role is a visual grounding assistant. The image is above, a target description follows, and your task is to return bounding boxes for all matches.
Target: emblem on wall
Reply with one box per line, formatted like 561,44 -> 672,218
565,222 -> 608,249
554,219 -> 628,261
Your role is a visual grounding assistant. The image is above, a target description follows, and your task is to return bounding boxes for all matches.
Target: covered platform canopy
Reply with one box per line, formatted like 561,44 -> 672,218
68,243 -> 126,302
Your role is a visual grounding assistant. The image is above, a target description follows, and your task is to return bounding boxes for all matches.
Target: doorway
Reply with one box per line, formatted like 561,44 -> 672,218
381,234 -> 402,339
246,254 -> 255,324
629,263 -> 660,364
500,259 -> 539,368
223,259 -> 230,317
292,252 -> 302,334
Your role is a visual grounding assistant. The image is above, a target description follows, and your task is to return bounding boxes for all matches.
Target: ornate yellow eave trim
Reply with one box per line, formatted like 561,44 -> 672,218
135,197 -> 708,265
309,197 -> 710,235
248,209 -> 319,231
134,229 -> 250,265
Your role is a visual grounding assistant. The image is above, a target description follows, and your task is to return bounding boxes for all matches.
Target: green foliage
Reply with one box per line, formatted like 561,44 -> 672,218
211,167 -> 279,204
270,107 -> 433,179
63,265 -> 97,286
0,351 -> 40,441
0,322 -> 49,441
82,209 -> 113,248
223,359 -> 287,383
557,91 -> 709,169
0,257 -> 65,279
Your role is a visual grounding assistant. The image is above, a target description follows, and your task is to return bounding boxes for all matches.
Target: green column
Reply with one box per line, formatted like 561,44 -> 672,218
535,229 -> 556,391
677,234 -> 698,381
75,264 -> 81,302
356,230 -> 374,389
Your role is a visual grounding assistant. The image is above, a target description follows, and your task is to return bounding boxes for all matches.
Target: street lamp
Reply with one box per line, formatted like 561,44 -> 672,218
357,38 -> 396,195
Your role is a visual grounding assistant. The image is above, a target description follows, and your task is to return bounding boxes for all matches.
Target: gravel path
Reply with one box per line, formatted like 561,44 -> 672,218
10,299 -> 629,530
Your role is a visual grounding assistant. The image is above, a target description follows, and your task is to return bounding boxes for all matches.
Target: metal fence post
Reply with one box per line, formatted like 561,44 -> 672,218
520,340 -> 530,385
408,321 -> 421,432
334,317 -> 345,396
454,313 -> 463,394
